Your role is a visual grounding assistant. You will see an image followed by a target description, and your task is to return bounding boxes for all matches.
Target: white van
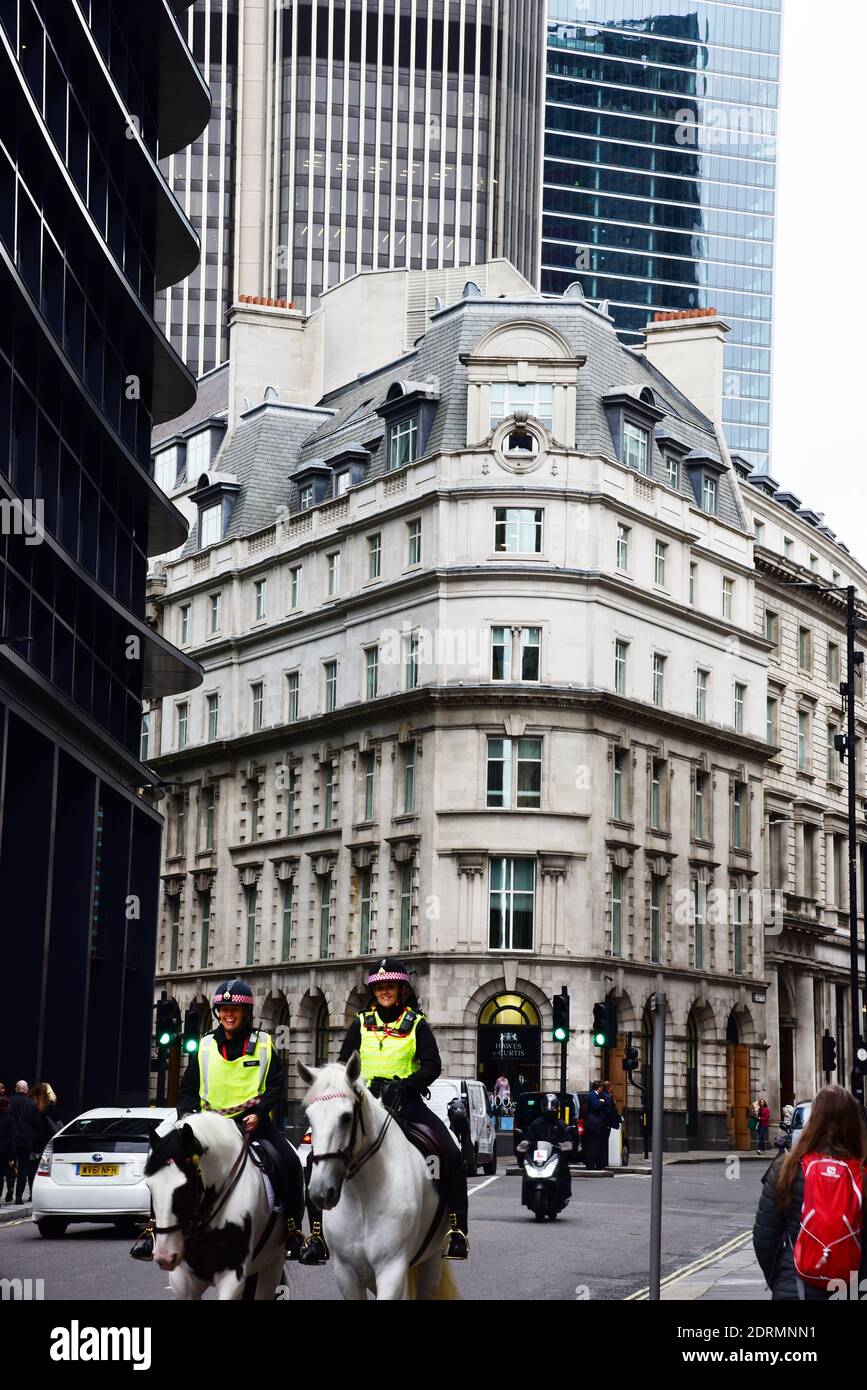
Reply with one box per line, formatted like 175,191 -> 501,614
427,1078 -> 497,1176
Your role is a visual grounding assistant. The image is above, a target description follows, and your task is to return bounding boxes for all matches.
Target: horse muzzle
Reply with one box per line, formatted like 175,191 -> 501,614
308,1168 -> 343,1212
153,1238 -> 183,1272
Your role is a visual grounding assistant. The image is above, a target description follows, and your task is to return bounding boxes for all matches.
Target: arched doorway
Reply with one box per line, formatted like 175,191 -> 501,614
726,1011 -> 751,1150
685,1011 -> 699,1144
476,993 -> 541,1098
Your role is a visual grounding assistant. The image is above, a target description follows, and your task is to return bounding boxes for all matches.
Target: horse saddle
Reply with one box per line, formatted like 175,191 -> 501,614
249,1138 -> 282,1212
389,1113 -> 457,1181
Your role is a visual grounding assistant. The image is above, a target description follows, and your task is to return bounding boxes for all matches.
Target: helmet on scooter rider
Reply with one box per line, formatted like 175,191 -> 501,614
543,1092 -> 560,1117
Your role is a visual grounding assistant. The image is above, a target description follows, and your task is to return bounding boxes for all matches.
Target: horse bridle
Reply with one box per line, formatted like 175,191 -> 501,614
152,1132 -> 252,1240
308,1090 -> 393,1181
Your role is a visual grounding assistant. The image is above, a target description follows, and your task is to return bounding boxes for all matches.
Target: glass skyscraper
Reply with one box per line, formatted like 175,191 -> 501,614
543,1 -> 781,471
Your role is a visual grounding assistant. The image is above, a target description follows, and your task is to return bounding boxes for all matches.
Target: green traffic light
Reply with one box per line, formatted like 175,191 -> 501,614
157,1030 -> 172,1047
184,1037 -> 199,1054
553,1026 -> 568,1042
593,1031 -> 607,1047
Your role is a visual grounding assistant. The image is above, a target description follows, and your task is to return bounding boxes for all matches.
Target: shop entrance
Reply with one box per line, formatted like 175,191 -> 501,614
477,994 -> 541,1113
726,1014 -> 751,1151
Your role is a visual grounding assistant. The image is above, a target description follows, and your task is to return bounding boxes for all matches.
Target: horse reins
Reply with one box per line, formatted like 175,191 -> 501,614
308,1091 -> 394,1179
153,1132 -> 252,1238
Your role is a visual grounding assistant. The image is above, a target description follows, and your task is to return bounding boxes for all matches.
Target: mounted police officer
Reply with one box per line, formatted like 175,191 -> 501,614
177,979 -> 305,1259
300,957 -> 469,1265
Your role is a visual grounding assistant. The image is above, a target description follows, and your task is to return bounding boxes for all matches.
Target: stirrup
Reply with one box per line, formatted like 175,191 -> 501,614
285,1217 -> 304,1261
441,1213 -> 469,1261
299,1220 -> 330,1265
129,1221 -> 155,1262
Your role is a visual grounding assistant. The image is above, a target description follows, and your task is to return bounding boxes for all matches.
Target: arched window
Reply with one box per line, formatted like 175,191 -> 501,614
314,1002 -> 330,1067
479,994 -> 541,1027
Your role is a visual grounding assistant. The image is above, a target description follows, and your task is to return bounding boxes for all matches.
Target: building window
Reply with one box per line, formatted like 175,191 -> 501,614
177,702 -> 188,750
828,642 -> 840,685
666,457 -> 679,490
650,876 -> 662,963
327,552 -> 341,597
200,890 -> 211,970
487,737 -> 542,810
199,504 -> 222,547
207,692 -> 219,742
388,416 -> 418,471
489,858 -> 534,951
623,421 -> 650,476
173,796 -> 185,857
764,609 -> 779,647
285,766 -> 299,836
407,518 -> 422,567
299,484 -> 314,511
363,752 -> 375,822
319,875 -> 331,957
323,763 -> 334,829
722,577 -> 734,621
798,710 -> 810,771
733,888 -> 743,974
281,880 -> 293,960
204,785 -> 215,850
209,592 -> 222,633
654,540 -> 667,587
650,759 -> 664,831
694,772 -> 706,839
695,669 -> 709,721
652,653 -> 665,708
404,633 -> 420,690
324,660 -> 338,712
335,471 -> 351,497
140,711 -> 150,762
614,640 -> 627,695
365,646 -> 379,700
367,533 -> 381,580
689,562 -> 697,606
287,671 -> 299,722
494,507 -> 543,554
732,782 -> 745,849
490,381 -> 554,431
611,867 -> 624,957
767,696 -> 779,745
612,748 -> 624,819
169,896 -> 180,972
244,885 -> 257,966
248,779 -> 262,841
179,603 -> 191,646
254,578 -> 267,622
798,626 -> 811,671
289,567 -> 302,609
359,869 -> 372,954
399,862 -> 413,951
402,742 -> 416,813
251,682 -> 264,733
693,881 -> 705,969
154,447 -> 181,493
616,523 -> 630,570
734,683 -> 746,734
492,626 -> 541,682
828,725 -> 838,781
702,476 -> 717,515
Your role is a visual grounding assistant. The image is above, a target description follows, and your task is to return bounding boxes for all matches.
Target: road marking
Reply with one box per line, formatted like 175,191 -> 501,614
625,1229 -> 754,1301
468,1175 -> 501,1196
0,1218 -> 30,1231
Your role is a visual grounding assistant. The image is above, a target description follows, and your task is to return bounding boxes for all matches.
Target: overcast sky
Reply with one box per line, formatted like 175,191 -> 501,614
772,0 -> 867,558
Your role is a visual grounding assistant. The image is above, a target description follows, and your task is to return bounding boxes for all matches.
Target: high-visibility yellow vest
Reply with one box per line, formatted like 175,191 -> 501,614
198,1030 -> 274,1118
357,1008 -> 423,1082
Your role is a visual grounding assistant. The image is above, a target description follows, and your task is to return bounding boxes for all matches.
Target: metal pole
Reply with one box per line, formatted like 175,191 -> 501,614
846,587 -> 864,1104
560,984 -> 567,1099
649,992 -> 666,1301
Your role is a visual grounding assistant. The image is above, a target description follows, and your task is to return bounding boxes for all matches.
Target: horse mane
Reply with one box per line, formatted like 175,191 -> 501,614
301,1062 -> 375,1111
182,1111 -> 244,1151
144,1111 -> 241,1176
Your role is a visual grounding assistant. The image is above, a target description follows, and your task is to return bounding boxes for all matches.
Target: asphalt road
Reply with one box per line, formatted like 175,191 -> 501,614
0,1163 -> 765,1302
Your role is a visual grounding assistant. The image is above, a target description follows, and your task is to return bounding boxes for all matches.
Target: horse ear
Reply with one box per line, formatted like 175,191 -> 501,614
345,1050 -> 362,1087
297,1060 -> 317,1088
181,1122 -> 204,1158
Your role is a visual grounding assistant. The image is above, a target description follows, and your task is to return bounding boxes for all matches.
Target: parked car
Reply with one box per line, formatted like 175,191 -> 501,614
512,1091 -> 587,1162
784,1100 -> 812,1151
427,1078 -> 497,1176
31,1107 -> 172,1237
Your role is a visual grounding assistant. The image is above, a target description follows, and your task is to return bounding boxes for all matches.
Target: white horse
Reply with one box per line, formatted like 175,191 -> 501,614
144,1113 -> 291,1300
298,1052 -> 460,1301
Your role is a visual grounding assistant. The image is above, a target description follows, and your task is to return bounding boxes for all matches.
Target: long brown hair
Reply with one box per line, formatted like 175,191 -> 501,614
29,1083 -> 48,1113
774,1085 -> 867,1209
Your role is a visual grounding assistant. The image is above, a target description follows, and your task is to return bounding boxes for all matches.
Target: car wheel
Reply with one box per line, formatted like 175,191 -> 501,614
466,1145 -> 479,1178
37,1218 -> 68,1238
482,1147 -> 497,1176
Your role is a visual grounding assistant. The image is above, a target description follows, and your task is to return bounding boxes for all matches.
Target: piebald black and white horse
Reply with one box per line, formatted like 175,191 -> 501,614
144,1113 -> 297,1300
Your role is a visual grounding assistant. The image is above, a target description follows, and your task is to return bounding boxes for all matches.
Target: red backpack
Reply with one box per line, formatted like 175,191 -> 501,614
793,1153 -> 863,1287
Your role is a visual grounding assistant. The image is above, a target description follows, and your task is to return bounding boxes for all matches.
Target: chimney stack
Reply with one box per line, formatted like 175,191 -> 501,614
639,308 -> 730,425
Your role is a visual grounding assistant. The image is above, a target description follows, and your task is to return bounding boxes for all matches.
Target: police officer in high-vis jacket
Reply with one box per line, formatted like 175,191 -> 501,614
177,979 -> 305,1258
301,957 -> 469,1265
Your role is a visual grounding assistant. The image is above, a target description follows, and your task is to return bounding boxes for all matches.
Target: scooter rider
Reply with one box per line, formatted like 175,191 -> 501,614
522,1093 -> 572,1205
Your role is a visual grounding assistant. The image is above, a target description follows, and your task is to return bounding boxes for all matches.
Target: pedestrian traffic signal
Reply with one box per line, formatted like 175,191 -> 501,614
182,1006 -> 201,1055
592,1000 -> 617,1049
822,1032 -> 837,1073
155,996 -> 180,1050
552,990 -> 570,1043
623,1041 -> 640,1075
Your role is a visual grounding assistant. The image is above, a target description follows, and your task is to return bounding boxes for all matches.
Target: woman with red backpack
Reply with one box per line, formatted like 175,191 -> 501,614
753,1085 -> 867,1300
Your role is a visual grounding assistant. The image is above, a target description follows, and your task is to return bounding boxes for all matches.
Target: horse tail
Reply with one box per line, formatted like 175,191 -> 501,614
407,1261 -> 461,1301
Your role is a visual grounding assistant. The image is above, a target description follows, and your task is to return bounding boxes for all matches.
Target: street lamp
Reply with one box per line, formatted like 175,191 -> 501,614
784,581 -> 867,1102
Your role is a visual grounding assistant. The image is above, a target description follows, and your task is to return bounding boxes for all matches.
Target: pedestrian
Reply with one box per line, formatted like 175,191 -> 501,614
0,1097 -> 16,1202
757,1096 -> 770,1153
30,1084 -> 60,1155
601,1080 -> 621,1166
747,1099 -> 759,1149
8,1080 -> 40,1203
584,1081 -> 608,1170
753,1084 -> 867,1300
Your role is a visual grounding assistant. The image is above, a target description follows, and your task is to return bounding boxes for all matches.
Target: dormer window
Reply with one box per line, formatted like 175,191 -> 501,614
154,444 -> 186,493
199,503 -> 222,548
192,473 -> 240,551
666,456 -> 679,489
335,471 -> 351,497
490,382 -> 553,432
623,421 -> 650,476
388,416 -> 419,472
504,421 -> 540,458
299,484 -> 314,511
703,476 -> 717,515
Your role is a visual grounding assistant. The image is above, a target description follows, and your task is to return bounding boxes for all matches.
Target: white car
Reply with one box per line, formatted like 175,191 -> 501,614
427,1078 -> 497,1176
31,1106 -> 172,1238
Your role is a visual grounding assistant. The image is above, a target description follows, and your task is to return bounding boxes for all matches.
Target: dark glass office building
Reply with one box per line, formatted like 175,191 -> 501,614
0,1 -> 207,1111
543,1 -> 781,471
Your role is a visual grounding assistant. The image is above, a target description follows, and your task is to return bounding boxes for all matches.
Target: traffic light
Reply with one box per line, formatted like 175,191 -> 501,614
592,1000 -> 617,1049
182,1006 -> 201,1055
155,996 -> 180,1050
552,990 -> 570,1043
822,1032 -> 837,1074
623,1041 -> 640,1075
592,1003 -> 606,1047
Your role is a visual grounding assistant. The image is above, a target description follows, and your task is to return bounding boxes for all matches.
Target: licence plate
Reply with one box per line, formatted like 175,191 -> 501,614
77,1164 -> 119,1177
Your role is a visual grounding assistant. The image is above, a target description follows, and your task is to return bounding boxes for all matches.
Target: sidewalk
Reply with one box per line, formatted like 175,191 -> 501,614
628,1232 -> 771,1301
0,1199 -> 32,1225
619,1148 -> 775,1172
